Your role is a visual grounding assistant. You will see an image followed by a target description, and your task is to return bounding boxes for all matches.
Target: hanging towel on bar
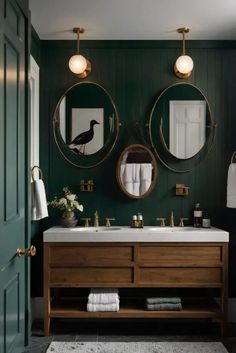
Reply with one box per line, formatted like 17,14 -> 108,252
227,152 -> 236,208
31,180 -> 48,220
140,163 -> 152,195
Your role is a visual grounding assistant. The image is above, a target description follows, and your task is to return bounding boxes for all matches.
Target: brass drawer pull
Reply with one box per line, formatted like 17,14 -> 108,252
16,245 -> 36,257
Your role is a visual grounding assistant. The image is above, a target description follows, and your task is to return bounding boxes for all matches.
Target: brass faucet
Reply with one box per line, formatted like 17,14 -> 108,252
170,211 -> 175,227
94,210 -> 99,227
105,218 -> 116,227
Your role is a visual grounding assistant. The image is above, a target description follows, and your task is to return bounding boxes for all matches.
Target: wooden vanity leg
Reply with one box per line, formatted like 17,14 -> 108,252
220,244 -> 228,337
44,286 -> 51,336
44,244 -> 51,336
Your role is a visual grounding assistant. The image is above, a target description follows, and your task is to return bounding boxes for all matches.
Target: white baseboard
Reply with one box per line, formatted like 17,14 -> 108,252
31,297 -> 236,323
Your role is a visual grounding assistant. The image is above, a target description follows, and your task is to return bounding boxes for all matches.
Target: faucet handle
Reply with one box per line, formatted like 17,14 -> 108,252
81,218 -> 91,227
105,218 -> 115,227
156,218 -> 166,227
81,217 -> 91,227
179,218 -> 189,227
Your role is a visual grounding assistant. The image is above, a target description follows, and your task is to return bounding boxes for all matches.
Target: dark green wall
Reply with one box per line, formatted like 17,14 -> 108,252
32,40 -> 236,296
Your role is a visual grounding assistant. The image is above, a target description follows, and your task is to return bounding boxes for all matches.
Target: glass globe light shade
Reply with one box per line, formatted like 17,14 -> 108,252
175,55 -> 194,74
68,54 -> 87,74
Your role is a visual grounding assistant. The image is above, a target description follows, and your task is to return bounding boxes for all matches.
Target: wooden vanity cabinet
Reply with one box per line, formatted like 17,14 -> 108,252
44,242 -> 228,336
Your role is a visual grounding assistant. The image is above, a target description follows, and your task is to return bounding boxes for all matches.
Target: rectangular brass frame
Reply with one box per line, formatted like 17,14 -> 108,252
176,183 -> 190,196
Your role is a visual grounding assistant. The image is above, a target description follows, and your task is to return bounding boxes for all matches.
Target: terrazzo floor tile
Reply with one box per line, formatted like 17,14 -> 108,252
45,341 -> 229,353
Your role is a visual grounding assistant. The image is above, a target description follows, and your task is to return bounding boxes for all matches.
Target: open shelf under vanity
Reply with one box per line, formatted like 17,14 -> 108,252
50,297 -> 220,319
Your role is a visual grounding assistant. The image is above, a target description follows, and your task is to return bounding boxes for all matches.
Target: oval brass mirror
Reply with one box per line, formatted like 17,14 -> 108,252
148,82 -> 216,173
53,81 -> 120,168
116,144 -> 158,199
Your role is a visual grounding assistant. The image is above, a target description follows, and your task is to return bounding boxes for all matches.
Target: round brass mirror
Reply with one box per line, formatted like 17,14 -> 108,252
148,82 -> 216,173
116,144 -> 158,199
53,81 -> 120,168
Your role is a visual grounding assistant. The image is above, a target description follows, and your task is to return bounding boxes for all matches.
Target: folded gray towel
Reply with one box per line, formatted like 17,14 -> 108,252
146,297 -> 181,305
146,303 -> 182,311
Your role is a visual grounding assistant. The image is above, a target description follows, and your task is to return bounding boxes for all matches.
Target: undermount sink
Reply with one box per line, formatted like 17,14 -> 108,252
147,226 -> 197,232
70,226 -> 121,232
44,225 -> 229,243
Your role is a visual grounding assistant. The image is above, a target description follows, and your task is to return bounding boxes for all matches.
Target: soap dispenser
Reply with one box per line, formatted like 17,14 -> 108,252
193,203 -> 202,228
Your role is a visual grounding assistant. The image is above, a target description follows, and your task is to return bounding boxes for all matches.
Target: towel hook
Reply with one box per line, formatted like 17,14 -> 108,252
31,165 -> 43,181
231,151 -> 236,164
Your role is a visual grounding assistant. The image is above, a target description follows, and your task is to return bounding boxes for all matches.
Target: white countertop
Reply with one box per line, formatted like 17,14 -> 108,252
43,226 -> 229,243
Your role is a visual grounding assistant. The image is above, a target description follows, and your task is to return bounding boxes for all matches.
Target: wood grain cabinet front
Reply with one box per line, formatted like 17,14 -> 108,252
43,242 -> 228,337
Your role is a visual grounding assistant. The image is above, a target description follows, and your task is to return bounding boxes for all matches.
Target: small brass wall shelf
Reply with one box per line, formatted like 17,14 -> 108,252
176,183 -> 190,196
80,180 -> 94,192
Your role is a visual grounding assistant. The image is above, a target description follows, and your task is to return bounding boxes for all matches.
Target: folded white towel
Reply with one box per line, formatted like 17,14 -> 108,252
87,303 -> 119,312
227,163 -> 236,208
31,180 -> 48,220
88,294 -> 119,305
88,288 -> 119,304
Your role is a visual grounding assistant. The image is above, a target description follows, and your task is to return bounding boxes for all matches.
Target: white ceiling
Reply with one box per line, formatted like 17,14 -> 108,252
29,0 -> 236,40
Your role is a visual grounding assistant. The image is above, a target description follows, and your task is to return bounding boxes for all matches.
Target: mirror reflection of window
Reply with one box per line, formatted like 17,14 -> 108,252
169,100 -> 206,159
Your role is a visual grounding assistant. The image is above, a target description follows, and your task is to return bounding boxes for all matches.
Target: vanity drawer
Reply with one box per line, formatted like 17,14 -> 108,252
49,267 -> 133,285
138,245 -> 222,266
49,245 -> 133,265
138,268 -> 222,286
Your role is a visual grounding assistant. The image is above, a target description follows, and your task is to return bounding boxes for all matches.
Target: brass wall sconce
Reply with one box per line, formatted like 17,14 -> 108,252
80,179 -> 94,192
68,27 -> 91,78
176,183 -> 190,196
174,27 -> 194,78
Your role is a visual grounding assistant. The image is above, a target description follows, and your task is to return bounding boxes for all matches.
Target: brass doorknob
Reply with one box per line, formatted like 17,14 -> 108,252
16,245 -> 36,257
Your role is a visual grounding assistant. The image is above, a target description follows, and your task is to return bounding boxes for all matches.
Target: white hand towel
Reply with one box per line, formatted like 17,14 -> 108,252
227,163 -> 236,208
31,180 -> 48,220
87,303 -> 119,312
88,294 -> 119,305
140,163 -> 152,195
122,164 -> 134,195
88,288 -> 119,304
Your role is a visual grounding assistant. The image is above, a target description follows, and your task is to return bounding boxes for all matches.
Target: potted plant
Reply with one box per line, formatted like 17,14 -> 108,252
48,186 -> 83,227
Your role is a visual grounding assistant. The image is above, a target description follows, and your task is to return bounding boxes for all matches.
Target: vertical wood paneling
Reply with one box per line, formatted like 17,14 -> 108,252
37,40 -> 236,296
40,41 -> 234,226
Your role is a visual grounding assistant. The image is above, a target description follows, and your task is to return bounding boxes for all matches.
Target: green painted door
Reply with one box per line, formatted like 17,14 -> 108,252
0,0 -> 29,352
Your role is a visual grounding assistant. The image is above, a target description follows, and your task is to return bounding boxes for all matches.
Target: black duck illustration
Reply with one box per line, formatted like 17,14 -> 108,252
69,119 -> 100,155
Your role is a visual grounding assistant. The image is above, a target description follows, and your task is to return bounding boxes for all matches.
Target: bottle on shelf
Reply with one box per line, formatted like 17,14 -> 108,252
193,203 -> 202,228
202,212 -> 211,228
